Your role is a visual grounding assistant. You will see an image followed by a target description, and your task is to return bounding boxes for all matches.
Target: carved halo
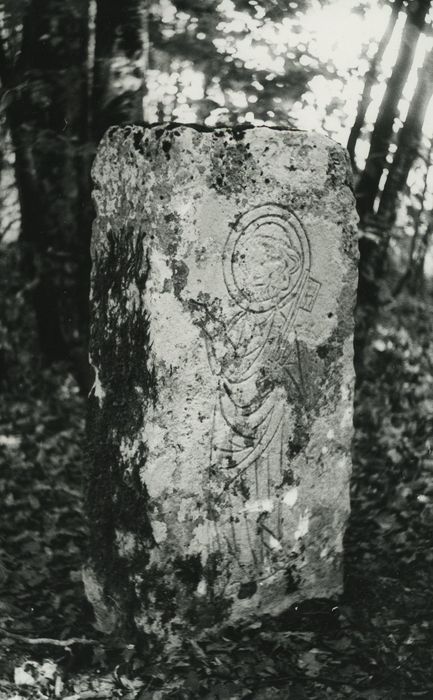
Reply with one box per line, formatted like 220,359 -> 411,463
223,204 -> 311,313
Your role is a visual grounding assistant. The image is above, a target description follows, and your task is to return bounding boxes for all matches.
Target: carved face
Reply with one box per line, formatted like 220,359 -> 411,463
242,234 -> 302,302
223,204 -> 310,313
232,222 -> 303,308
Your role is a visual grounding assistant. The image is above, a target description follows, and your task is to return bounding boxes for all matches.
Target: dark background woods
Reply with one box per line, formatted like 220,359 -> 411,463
2,0 -> 433,392
1,1 -> 433,698
0,0 -> 148,392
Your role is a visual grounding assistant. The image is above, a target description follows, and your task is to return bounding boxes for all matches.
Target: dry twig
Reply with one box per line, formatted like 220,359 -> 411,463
62,693 -> 112,700
0,626 -> 99,647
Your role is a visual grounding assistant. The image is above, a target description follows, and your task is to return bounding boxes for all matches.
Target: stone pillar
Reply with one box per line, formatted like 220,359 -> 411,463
86,124 -> 358,642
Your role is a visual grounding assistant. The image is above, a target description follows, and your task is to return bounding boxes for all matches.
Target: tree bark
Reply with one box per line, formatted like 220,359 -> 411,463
355,0 -> 431,224
377,46 -> 433,227
347,0 -> 403,171
409,216 -> 433,295
92,0 -> 148,141
357,44 -> 433,314
0,0 -> 149,392
354,0 -> 432,351
394,143 -> 433,297
1,0 -> 92,375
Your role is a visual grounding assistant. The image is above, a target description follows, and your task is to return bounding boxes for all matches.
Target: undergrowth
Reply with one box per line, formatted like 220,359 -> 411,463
1,244 -> 433,699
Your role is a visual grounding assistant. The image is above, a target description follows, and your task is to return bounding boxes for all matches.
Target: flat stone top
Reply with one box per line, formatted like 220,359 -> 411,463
92,122 -> 358,259
92,124 -> 358,335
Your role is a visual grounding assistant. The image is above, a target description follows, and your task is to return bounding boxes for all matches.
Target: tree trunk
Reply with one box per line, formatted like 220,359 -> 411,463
92,0 -> 148,141
354,0 -> 431,359
347,0 -> 403,171
357,43 -> 433,320
408,217 -> 433,295
0,0 -> 149,392
355,0 -> 430,224
1,0 -> 92,378
377,46 -> 433,227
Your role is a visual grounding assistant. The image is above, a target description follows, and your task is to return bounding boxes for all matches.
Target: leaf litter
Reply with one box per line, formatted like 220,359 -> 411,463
1,291 -> 433,698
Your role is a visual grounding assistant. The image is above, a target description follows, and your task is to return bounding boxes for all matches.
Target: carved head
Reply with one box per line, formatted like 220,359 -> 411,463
223,204 -> 310,313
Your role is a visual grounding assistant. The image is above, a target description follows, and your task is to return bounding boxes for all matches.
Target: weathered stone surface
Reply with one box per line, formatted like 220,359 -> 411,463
86,124 -> 358,642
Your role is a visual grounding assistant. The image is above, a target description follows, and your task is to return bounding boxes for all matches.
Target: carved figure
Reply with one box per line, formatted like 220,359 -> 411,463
195,205 -> 320,566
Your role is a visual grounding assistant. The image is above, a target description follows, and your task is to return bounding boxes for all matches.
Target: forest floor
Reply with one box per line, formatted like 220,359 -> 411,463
1,287 -> 433,699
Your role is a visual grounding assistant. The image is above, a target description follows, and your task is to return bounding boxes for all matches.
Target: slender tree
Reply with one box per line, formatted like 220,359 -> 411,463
377,46 -> 433,227
0,0 -> 91,375
356,43 -> 433,311
347,0 -> 404,171
394,139 -> 433,296
356,0 -> 431,224
0,0 -> 149,391
92,0 -> 148,141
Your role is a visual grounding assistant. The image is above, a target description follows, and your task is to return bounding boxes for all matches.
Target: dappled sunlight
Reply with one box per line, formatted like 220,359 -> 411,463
145,0 -> 433,265
2,1 -> 433,696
